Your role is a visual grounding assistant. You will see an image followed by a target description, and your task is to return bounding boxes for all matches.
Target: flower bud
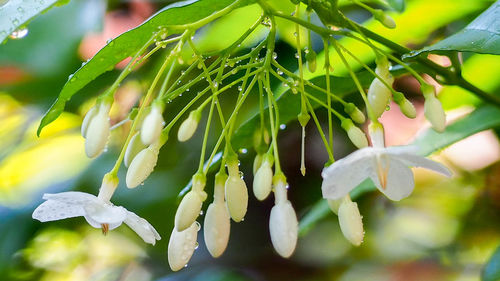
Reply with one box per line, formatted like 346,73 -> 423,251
367,59 -> 394,119
81,106 -> 96,138
203,201 -> 230,258
124,132 -> 147,167
168,222 -> 199,271
373,9 -> 396,29
225,162 -> 248,222
253,153 -> 264,175
126,145 -> 159,188
84,103 -> 111,158
141,104 -> 164,145
305,49 -> 317,73
341,119 -> 368,149
175,176 -> 206,230
338,197 -> 364,246
269,179 -> 298,258
175,189 -> 206,231
344,103 -> 366,124
178,110 -> 201,142
392,92 -> 417,119
424,95 -> 446,133
253,156 -> 273,201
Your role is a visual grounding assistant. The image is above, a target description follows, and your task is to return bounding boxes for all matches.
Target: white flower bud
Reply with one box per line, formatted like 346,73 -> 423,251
225,164 -> 248,222
253,153 -> 263,175
424,95 -> 446,133
124,132 -> 147,167
269,180 -> 298,258
399,98 -> 417,119
175,190 -> 206,231
81,106 -> 96,138
342,120 -> 368,149
203,202 -> 230,258
126,145 -> 159,188
85,103 -> 111,158
338,197 -> 364,246
141,105 -> 164,145
168,222 -> 199,271
178,111 -> 200,142
367,78 -> 392,118
253,159 -> 273,201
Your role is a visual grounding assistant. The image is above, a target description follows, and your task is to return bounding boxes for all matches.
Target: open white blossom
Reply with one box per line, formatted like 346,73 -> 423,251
32,191 -> 161,245
322,124 -> 452,201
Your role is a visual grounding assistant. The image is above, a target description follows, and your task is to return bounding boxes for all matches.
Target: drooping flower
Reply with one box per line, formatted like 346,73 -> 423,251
141,104 -> 165,145
321,123 -> 452,201
225,160 -> 248,222
177,110 -> 201,142
204,173 -> 231,258
168,221 -> 199,271
81,103 -> 111,158
337,195 -> 364,246
32,191 -> 161,245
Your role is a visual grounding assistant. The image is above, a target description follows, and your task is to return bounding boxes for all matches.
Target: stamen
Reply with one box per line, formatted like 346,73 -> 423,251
300,126 -> 306,176
101,223 -> 109,235
376,155 -> 389,190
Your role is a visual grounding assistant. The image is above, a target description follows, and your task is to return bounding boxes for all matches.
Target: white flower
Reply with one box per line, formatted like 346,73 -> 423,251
321,145 -> 452,201
32,191 -> 161,245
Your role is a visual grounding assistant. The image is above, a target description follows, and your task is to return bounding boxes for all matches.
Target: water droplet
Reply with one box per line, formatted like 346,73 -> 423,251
8,27 -> 28,39
277,70 -> 283,76
238,85 -> 243,92
279,124 -> 286,130
294,52 -> 300,59
213,81 -> 218,88
195,221 -> 201,231
199,210 -> 203,216
272,52 -> 277,59
239,148 -> 248,154
180,70 -> 186,76
17,7 -> 24,13
194,242 -> 199,250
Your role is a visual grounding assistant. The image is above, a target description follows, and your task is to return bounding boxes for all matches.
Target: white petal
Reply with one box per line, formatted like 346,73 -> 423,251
168,222 -> 199,271
203,202 -> 230,258
388,150 -> 452,177
83,201 -> 127,229
269,200 -> 298,258
321,148 -> 375,200
371,157 -> 415,201
42,191 -> 96,205
32,200 -> 85,222
124,211 -> 161,245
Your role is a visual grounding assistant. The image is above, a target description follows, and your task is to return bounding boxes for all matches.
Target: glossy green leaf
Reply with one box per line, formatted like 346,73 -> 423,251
387,0 -> 405,12
0,0 -> 67,43
482,245 -> 500,281
299,104 -> 500,236
37,0 -> 255,136
406,1 -> 500,57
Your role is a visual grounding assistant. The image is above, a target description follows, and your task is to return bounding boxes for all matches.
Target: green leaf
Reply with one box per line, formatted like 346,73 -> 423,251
37,0 -> 255,136
482,245 -> 500,281
405,1 -> 500,57
387,0 -> 405,12
0,0 -> 67,43
298,104 -> 500,236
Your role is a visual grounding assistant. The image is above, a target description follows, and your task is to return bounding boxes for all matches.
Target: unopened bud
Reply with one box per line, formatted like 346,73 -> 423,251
306,49 -> 317,73
124,132 -> 147,167
253,153 -> 264,175
168,222 -> 199,271
367,59 -> 394,118
394,92 -> 417,119
424,95 -> 446,133
81,106 -> 96,138
253,156 -> 274,201
341,119 -> 368,148
422,84 -> 446,132
269,179 -> 298,258
204,201 -> 230,258
175,177 -> 207,231
126,145 -> 159,188
373,9 -> 396,29
225,162 -> 248,222
178,110 -> 201,142
338,197 -> 364,246
141,104 -> 164,145
344,103 -> 366,124
84,103 -> 111,158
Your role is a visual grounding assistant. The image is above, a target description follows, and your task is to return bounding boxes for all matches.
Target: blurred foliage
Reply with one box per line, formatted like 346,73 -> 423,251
1,0 -> 500,281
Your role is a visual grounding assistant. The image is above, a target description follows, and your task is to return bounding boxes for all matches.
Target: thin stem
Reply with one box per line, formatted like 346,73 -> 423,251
324,39 -> 333,152
304,95 -> 334,161
198,96 -> 216,173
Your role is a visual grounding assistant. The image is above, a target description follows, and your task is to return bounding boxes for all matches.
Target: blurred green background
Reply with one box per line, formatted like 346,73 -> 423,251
1,0 -> 500,280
